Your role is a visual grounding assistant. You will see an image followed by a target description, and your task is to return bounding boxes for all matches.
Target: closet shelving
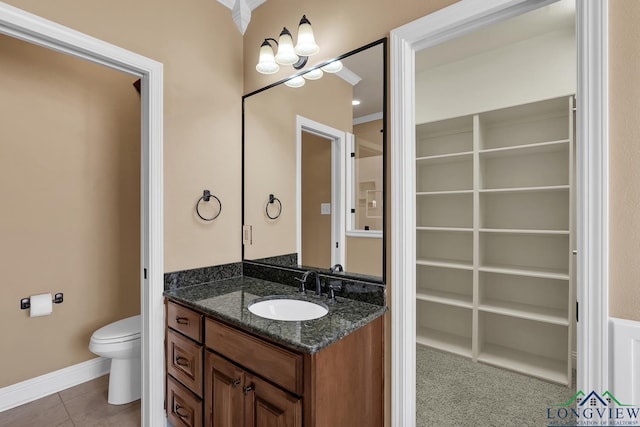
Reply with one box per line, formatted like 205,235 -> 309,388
415,96 -> 574,385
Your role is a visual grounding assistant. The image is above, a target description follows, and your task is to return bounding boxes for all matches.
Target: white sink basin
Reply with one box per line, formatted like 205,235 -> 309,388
248,298 -> 328,321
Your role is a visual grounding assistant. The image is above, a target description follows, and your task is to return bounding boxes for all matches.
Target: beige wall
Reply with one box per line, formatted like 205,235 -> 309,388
0,35 -> 140,386
6,0 -> 244,273
609,0 -> 640,322
243,73 -> 352,260
346,237 -> 383,277
301,132 -> 332,268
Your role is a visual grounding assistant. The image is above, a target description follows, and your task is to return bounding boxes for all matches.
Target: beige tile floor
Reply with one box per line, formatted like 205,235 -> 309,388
0,375 -> 140,427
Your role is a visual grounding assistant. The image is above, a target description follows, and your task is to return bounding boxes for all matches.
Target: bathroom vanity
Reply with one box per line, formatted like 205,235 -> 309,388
164,276 -> 385,427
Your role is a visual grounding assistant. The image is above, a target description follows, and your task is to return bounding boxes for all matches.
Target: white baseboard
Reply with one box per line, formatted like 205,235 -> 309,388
610,317 -> 640,404
0,357 -> 110,412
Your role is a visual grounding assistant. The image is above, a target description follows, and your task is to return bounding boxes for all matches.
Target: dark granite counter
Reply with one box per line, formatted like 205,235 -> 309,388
164,276 -> 386,354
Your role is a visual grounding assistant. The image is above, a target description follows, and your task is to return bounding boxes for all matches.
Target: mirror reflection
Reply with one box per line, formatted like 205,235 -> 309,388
243,40 -> 386,280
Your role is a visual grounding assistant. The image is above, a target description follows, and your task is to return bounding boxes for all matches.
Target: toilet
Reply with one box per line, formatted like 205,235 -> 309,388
89,315 -> 141,405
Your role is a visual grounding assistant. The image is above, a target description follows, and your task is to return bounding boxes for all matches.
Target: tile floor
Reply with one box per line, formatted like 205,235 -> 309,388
0,375 -> 140,427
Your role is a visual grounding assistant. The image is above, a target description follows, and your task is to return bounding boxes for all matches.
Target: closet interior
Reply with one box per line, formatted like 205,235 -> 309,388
415,96 -> 575,386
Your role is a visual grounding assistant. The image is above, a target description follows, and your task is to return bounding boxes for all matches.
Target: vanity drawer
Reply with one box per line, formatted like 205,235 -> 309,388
205,318 -> 303,395
167,375 -> 202,427
168,301 -> 203,343
167,329 -> 203,397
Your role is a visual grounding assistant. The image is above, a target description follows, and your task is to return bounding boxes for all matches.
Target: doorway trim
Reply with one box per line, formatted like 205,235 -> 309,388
0,4 -> 165,426
296,115 -> 346,268
390,0 -> 609,425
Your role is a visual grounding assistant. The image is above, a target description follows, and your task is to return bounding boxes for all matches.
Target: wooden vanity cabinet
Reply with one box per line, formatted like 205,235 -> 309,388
166,299 -> 383,427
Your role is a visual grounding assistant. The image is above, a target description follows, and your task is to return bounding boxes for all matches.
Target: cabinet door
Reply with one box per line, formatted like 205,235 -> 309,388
205,351 -> 245,427
244,373 -> 302,427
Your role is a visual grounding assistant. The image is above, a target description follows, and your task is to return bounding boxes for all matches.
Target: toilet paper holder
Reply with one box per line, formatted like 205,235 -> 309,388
20,293 -> 64,310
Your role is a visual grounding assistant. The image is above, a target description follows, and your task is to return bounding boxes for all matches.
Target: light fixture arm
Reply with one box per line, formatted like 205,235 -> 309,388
292,55 -> 308,70
262,37 -> 278,48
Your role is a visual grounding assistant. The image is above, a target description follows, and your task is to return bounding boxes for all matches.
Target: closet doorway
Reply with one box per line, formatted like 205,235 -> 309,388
390,1 -> 609,426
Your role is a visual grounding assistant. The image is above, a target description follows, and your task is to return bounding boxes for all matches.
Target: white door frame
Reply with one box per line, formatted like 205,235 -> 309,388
390,1 -> 609,426
296,115 -> 346,268
0,4 -> 165,426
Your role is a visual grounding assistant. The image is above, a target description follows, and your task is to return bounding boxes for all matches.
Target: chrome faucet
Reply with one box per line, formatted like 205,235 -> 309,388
295,270 -> 322,296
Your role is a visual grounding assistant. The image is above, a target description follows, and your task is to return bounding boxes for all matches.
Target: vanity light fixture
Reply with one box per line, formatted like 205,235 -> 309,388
256,15 -> 319,74
352,99 -> 361,106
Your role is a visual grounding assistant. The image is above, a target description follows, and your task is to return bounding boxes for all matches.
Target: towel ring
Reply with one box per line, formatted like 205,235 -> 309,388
196,190 -> 222,221
265,194 -> 282,220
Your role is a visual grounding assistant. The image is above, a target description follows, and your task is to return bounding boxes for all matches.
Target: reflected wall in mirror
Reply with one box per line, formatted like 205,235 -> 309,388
243,39 -> 386,281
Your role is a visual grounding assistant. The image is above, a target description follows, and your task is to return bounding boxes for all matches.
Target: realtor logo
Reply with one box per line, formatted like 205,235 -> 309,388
547,390 -> 640,426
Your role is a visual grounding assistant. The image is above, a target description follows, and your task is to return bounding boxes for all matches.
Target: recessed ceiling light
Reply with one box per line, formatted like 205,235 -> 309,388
352,100 -> 361,106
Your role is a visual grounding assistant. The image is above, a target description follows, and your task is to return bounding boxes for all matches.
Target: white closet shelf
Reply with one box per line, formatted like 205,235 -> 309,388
479,264 -> 569,280
417,259 -> 474,270
479,228 -> 569,235
416,190 -> 474,196
479,185 -> 569,194
416,151 -> 474,163
416,329 -> 472,358
478,139 -> 569,158
417,290 -> 473,308
417,226 -> 473,232
479,299 -> 568,325
478,344 -> 569,385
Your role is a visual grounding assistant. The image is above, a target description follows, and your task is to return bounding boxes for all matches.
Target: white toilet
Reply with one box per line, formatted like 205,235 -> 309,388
89,315 -> 141,405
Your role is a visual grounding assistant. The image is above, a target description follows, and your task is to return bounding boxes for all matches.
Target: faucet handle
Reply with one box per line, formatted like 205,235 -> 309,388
294,276 -> 307,293
326,281 -> 342,302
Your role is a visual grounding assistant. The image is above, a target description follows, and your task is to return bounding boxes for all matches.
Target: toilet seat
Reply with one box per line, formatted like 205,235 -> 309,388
91,315 -> 141,344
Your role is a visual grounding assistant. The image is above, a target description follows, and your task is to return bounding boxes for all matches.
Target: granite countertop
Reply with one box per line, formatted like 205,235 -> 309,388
164,276 -> 386,354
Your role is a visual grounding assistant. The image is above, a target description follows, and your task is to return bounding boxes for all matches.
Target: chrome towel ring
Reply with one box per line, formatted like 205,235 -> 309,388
265,194 -> 282,220
196,189 -> 222,221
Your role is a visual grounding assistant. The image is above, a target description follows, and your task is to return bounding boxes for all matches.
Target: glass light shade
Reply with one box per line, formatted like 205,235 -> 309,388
284,76 -> 306,88
302,68 -> 323,80
321,60 -> 343,73
274,28 -> 299,65
294,16 -> 319,56
256,42 -> 279,74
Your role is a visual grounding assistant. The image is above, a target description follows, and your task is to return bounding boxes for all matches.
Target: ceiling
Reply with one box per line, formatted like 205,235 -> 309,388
415,0 -> 575,72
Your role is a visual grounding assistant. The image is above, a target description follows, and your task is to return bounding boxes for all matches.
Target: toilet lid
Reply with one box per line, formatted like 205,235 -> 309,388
92,315 -> 141,342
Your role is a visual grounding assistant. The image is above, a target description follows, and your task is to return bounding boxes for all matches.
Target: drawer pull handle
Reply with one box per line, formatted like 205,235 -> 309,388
175,404 -> 190,419
175,356 -> 190,367
243,384 -> 255,395
232,378 -> 241,388
176,316 -> 190,325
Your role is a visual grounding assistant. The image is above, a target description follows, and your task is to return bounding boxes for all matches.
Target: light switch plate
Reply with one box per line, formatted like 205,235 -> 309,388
320,203 -> 331,215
